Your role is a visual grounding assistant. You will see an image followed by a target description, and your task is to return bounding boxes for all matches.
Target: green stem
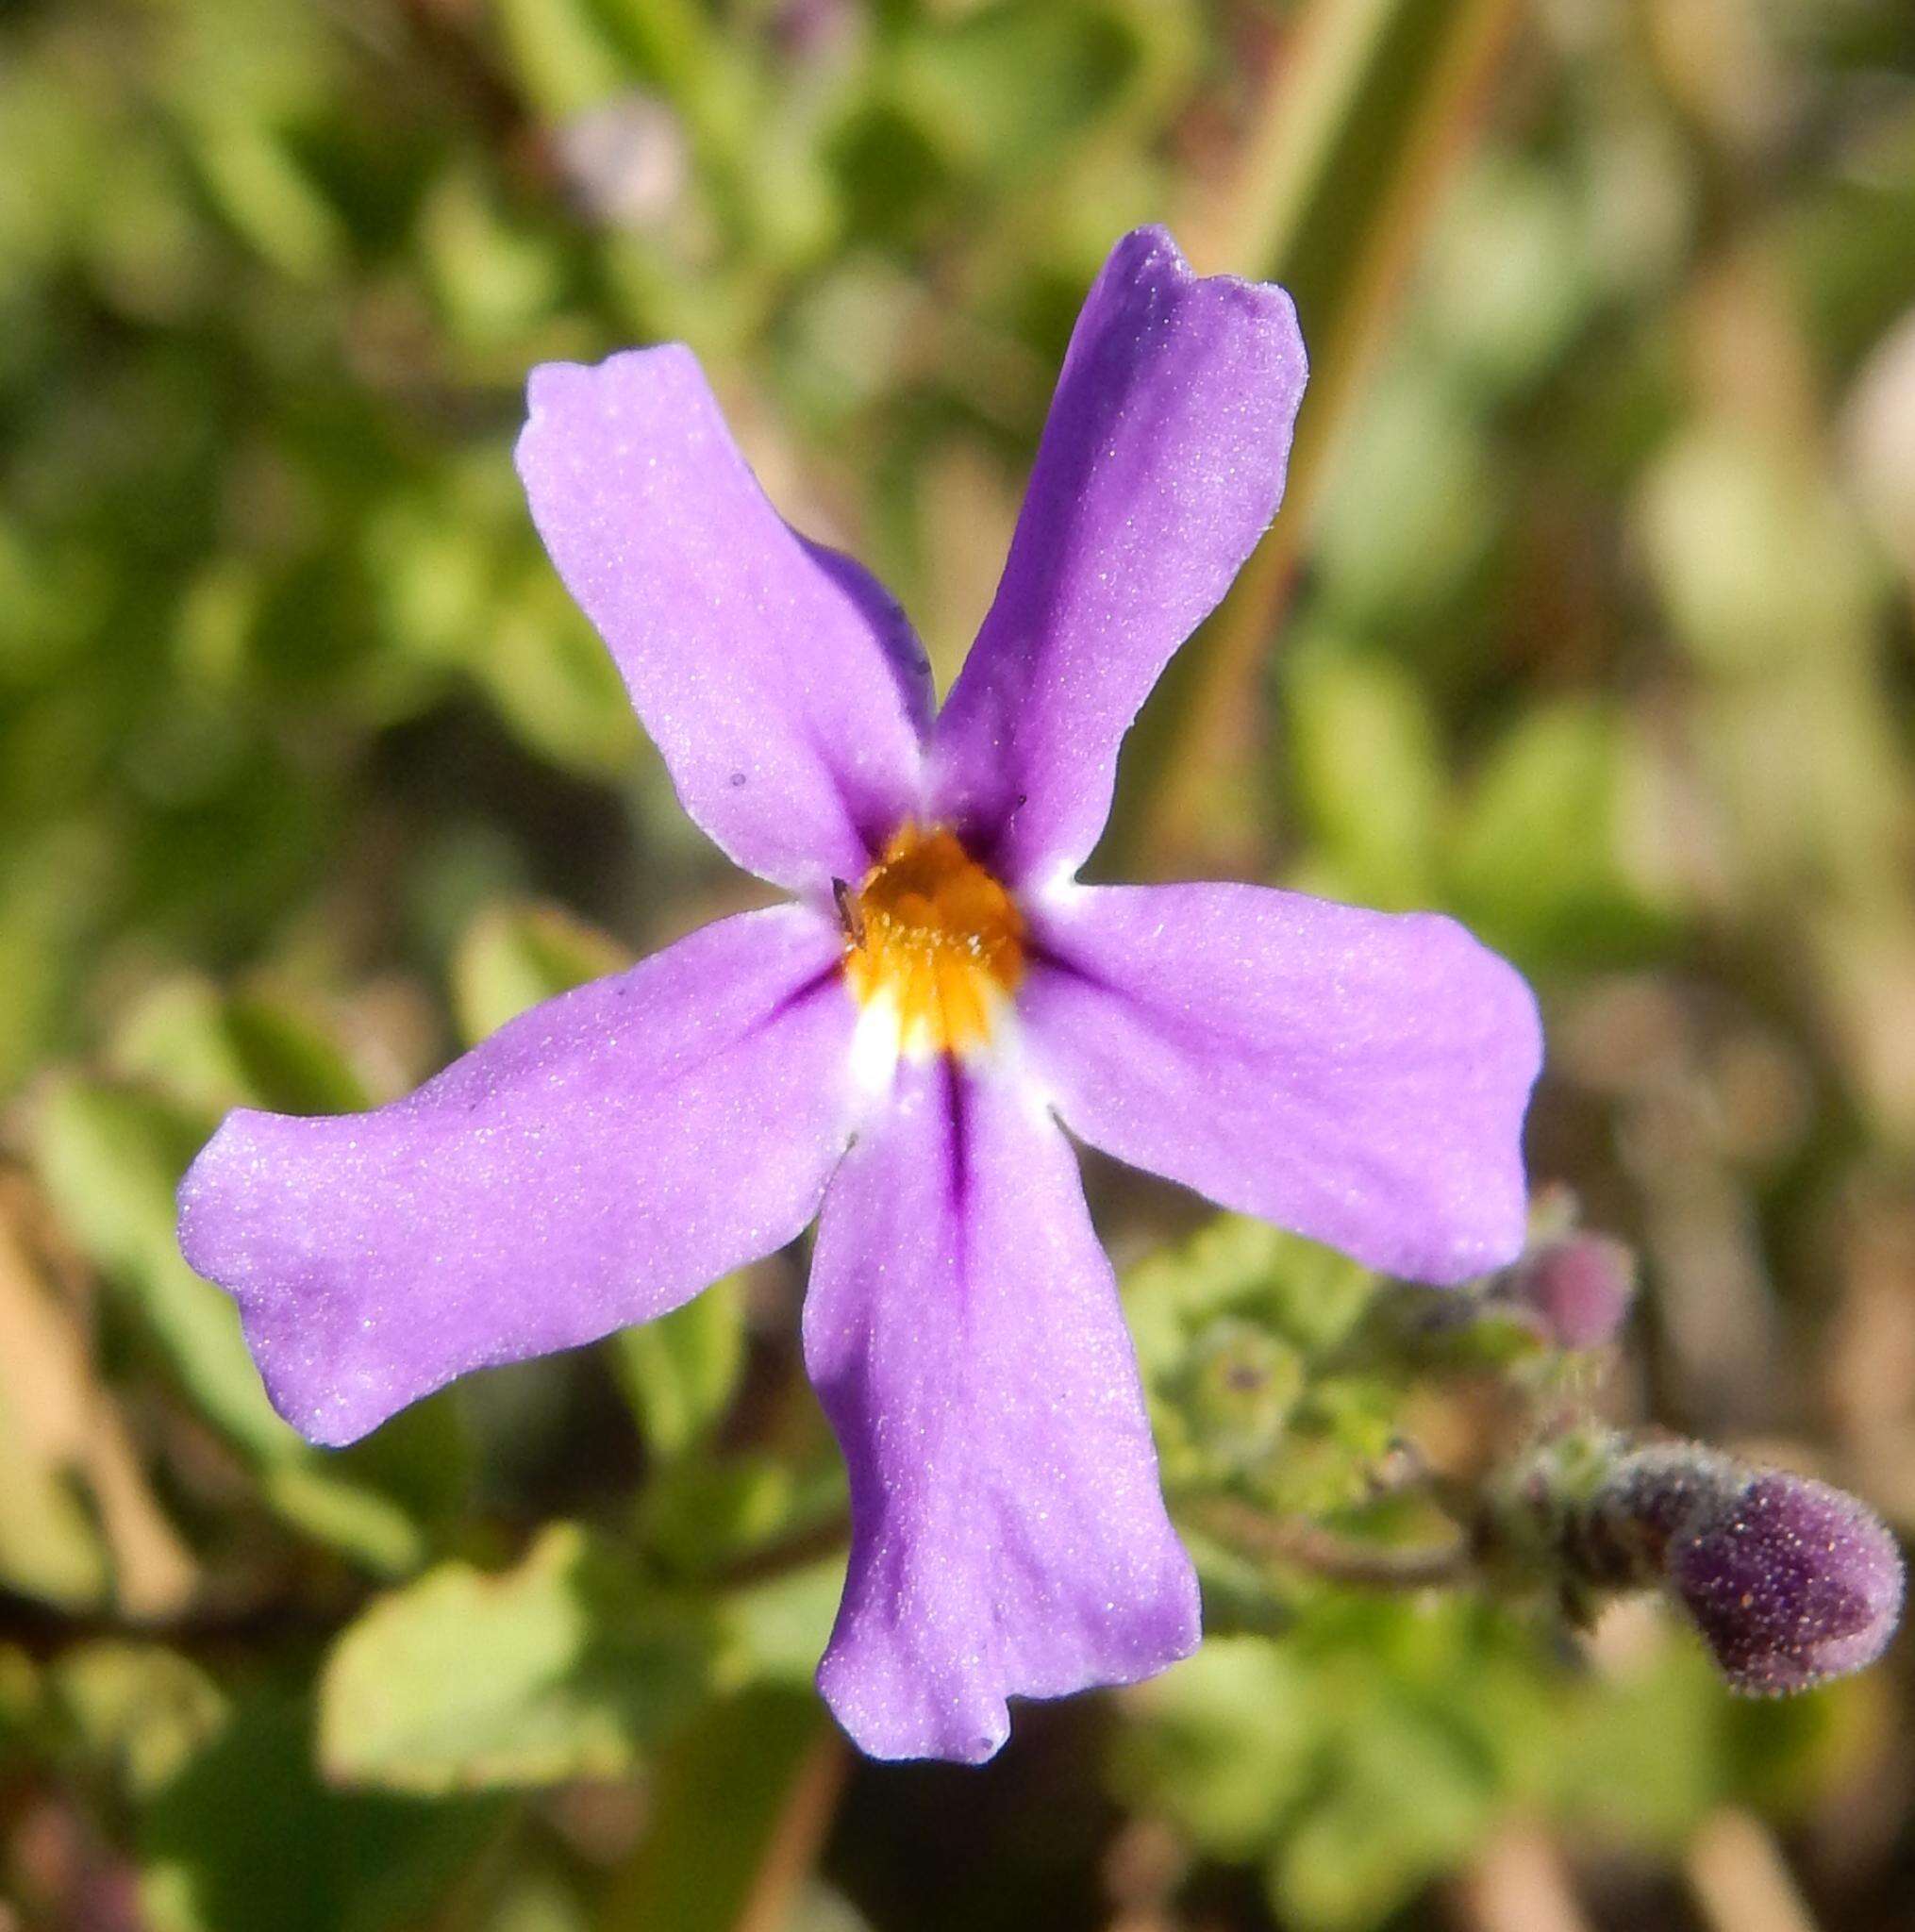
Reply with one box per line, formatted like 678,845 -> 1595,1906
1183,1495 -> 1473,1590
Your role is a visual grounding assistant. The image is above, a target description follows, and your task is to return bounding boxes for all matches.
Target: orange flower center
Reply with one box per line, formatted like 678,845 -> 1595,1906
842,825 -> 1024,1057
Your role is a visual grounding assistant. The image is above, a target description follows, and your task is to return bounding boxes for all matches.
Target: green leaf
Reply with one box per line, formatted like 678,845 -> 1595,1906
252,1460 -> 431,1579
0,820 -> 113,1091
1124,1215 -> 1379,1377
1310,368 -> 1498,629
474,1867 -> 593,1932
1269,1700 -> 1497,1932
113,978 -> 372,1118
1173,1319 -> 1306,1474
607,1274 -> 746,1460
47,1643 -> 228,1800
189,121 -> 346,283
1282,633 -> 1445,908
1116,1638 -> 1320,1857
1446,698 -> 1671,970
420,170 -> 567,349
1545,1642 -> 1728,1844
451,901 -> 630,1046
318,1524 -> 715,1794
218,993 -> 373,1112
0,1378 -> 110,1609
496,0 -> 629,118
591,0 -> 724,111
717,1559 -> 845,1692
602,1689 -> 833,1932
641,1449 -> 846,1579
35,1077 -> 289,1460
1126,1216 -> 1386,1505
1420,155 -> 1595,393
142,1694 -> 502,1932
0,1647 -> 39,1756
1638,423 -> 1878,676
475,573 -> 643,780
895,2 -> 1146,178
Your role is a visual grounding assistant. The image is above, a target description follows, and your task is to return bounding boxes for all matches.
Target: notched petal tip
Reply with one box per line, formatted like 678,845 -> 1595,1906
520,341 -> 695,426
815,1651 -> 1012,1767
1106,221 -> 1291,304
176,1108 -> 410,1447
175,909 -> 862,1457
1107,223 -> 1308,375
515,347 -> 710,500
816,1549 -> 1200,1766
246,1331 -> 391,1450
175,1108 -> 251,1280
520,355 -> 583,424
175,1104 -> 308,1297
929,227 -> 1310,886
176,1110 -> 380,1447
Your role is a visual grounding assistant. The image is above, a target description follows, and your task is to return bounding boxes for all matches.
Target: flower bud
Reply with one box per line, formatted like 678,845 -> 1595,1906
769,0 -> 858,57
1493,1233 -> 1636,1351
1667,1470 -> 1905,1695
1564,1442 -> 1905,1695
1179,1319 -> 1304,1472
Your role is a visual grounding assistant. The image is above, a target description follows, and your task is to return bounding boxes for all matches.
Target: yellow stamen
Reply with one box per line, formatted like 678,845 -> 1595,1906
843,825 -> 1024,1057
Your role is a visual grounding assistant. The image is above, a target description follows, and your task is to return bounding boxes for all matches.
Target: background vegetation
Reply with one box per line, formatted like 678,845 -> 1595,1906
3,1 -> 1914,1927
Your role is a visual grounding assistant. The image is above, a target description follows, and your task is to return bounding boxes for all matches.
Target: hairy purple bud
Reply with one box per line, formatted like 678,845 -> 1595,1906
1604,1442 -> 1730,1554
1668,1471 -> 1905,1695
1497,1234 -> 1637,1350
1508,1436 -> 1907,1695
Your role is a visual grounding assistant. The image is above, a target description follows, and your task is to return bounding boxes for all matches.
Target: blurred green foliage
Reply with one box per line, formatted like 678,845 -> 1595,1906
3,2 -> 1915,1930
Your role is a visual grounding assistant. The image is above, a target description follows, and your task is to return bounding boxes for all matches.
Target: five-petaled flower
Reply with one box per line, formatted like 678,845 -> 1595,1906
177,227 -> 1542,1764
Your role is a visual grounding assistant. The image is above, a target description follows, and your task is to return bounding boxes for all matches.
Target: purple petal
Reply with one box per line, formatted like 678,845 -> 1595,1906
928,226 -> 1307,887
178,907 -> 857,1445
516,348 -> 930,894
1020,883 -> 1541,1283
804,1059 -> 1198,1762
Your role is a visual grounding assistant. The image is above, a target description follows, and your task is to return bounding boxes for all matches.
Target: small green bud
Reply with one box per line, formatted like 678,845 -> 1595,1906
1178,1319 -> 1305,1473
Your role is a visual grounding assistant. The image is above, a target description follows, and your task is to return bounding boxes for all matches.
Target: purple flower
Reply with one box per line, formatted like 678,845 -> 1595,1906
176,228 -> 1541,1763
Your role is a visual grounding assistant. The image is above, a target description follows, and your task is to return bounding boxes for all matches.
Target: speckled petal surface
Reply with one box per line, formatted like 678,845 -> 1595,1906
804,1058 -> 1199,1763
178,905 -> 858,1446
516,346 -> 931,895
928,226 -> 1307,888
1020,883 -> 1541,1283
